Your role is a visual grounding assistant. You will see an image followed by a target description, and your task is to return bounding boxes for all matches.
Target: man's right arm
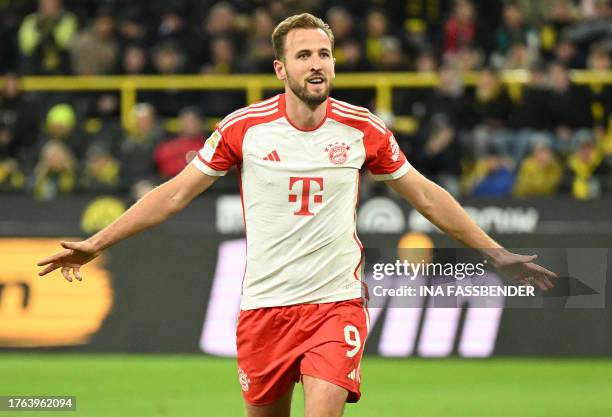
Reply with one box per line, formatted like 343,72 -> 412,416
37,164 -> 217,280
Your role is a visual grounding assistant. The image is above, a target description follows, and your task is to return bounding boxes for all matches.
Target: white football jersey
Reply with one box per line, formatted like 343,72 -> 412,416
192,94 -> 410,309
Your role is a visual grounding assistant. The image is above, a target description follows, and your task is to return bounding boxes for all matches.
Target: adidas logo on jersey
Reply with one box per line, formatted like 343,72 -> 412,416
263,150 -> 281,162
347,367 -> 361,382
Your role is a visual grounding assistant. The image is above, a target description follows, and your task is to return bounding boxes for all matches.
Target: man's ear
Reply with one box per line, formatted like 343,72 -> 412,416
273,59 -> 286,81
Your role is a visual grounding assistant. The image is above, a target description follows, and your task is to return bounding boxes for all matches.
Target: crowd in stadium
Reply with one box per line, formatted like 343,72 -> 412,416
0,0 -> 611,200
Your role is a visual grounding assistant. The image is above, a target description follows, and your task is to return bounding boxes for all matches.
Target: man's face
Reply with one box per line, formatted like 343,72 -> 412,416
274,28 -> 335,107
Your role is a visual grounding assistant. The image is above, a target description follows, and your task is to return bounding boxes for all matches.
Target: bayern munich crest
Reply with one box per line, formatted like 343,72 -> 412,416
325,142 -> 351,165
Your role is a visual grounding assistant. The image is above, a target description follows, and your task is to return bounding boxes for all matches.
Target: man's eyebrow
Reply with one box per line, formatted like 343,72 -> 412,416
295,48 -> 331,56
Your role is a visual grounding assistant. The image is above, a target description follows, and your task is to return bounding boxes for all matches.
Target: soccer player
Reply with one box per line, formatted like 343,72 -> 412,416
37,13 -> 557,417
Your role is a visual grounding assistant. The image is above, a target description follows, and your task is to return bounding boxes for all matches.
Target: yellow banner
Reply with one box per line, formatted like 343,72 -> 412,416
0,239 -> 113,347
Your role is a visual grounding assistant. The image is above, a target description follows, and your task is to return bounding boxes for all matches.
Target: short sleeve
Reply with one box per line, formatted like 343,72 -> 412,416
192,128 -> 241,176
364,128 -> 411,181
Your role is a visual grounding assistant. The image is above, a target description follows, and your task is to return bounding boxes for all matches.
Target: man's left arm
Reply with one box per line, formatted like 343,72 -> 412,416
386,168 -> 557,290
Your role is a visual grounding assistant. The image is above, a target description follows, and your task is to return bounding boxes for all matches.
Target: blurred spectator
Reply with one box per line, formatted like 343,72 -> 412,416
201,37 -> 240,74
451,45 -> 485,71
83,93 -> 122,155
154,107 -> 205,179
155,3 -> 200,69
364,9 -> 393,67
538,0 -> 579,59
564,132 -> 610,198
121,44 -> 149,75
410,65 -> 470,193
494,2 -> 536,58
587,44 -> 612,128
547,61 -> 594,153
470,67 -> 515,162
0,73 -> 40,169
244,8 -> 276,72
33,139 -> 77,200
148,41 -> 192,117
326,7 -> 361,68
80,142 -> 121,193
514,141 -> 563,197
377,36 -> 410,71
119,103 -> 164,192
501,41 -> 537,70
443,0 -> 491,57
554,36 -> 584,69
508,63 -> 557,163
70,10 -> 118,75
116,2 -> 151,45
465,148 -> 515,197
197,2 -> 247,68
18,0 -> 78,75
24,103 -> 82,174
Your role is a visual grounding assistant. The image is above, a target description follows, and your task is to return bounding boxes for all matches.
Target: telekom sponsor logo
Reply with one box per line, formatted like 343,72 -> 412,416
288,177 -> 324,216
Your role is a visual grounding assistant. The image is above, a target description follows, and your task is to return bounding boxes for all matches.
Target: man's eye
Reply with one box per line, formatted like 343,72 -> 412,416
298,54 -> 308,59
321,52 -> 330,58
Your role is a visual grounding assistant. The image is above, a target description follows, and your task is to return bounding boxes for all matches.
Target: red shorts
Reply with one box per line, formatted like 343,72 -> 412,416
236,298 -> 369,406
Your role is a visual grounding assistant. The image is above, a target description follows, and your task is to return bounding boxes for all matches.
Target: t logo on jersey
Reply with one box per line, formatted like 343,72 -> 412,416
288,177 -> 324,216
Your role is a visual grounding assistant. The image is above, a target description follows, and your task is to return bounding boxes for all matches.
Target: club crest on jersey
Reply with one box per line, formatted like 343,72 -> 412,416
389,135 -> 400,162
324,142 -> 350,165
238,368 -> 250,392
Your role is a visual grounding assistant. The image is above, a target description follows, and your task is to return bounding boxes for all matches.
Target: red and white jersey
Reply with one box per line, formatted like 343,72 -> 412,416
192,94 -> 410,309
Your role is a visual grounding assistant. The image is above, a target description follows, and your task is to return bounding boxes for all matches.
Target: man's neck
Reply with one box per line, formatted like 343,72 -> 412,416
284,90 -> 327,130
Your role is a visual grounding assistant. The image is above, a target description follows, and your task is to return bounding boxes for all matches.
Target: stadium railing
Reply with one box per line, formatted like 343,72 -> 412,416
1,70 -> 611,129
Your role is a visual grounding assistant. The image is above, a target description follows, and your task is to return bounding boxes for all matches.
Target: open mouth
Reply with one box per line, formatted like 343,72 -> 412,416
307,77 -> 325,85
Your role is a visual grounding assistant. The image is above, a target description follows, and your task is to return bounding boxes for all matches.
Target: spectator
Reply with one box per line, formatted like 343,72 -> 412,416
443,0 -> 491,57
70,10 -> 118,75
377,36 -> 410,71
564,131 -> 609,198
326,7 -> 360,68
80,142 -> 121,193
470,67 -> 515,158
554,36 -> 584,69
465,148 -> 515,197
408,65 -> 471,192
33,139 -> 77,200
148,41 -> 191,117
197,2 -> 247,68
154,107 -> 205,179
121,44 -> 149,75
24,103 -> 82,175
501,41 -> 537,70
494,2 -> 536,58
511,62 -> 555,162
244,8 -> 276,73
364,9 -> 393,67
119,103 -> 164,192
18,0 -> 77,75
514,141 -> 563,197
547,61 -> 593,153
0,73 -> 40,170
587,44 -> 612,128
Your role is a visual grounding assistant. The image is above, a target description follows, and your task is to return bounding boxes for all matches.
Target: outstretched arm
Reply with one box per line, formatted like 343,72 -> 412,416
37,164 -> 217,281
386,168 -> 557,290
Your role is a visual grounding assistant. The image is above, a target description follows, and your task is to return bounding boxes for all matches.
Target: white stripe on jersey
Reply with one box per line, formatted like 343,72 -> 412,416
219,108 -> 279,132
331,99 -> 386,127
219,96 -> 280,129
330,108 -> 386,134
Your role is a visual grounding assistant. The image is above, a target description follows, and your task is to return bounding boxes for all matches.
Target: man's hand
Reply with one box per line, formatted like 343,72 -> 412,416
37,240 -> 100,282
486,249 -> 558,291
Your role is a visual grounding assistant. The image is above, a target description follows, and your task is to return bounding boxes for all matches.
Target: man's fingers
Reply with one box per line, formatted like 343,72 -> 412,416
61,267 -> 73,282
74,266 -> 82,281
542,276 -> 554,289
521,254 -> 538,263
37,250 -> 72,266
526,263 -> 558,279
39,263 -> 61,276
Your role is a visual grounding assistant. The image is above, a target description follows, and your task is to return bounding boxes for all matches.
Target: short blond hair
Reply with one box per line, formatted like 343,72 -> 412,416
271,13 -> 334,61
